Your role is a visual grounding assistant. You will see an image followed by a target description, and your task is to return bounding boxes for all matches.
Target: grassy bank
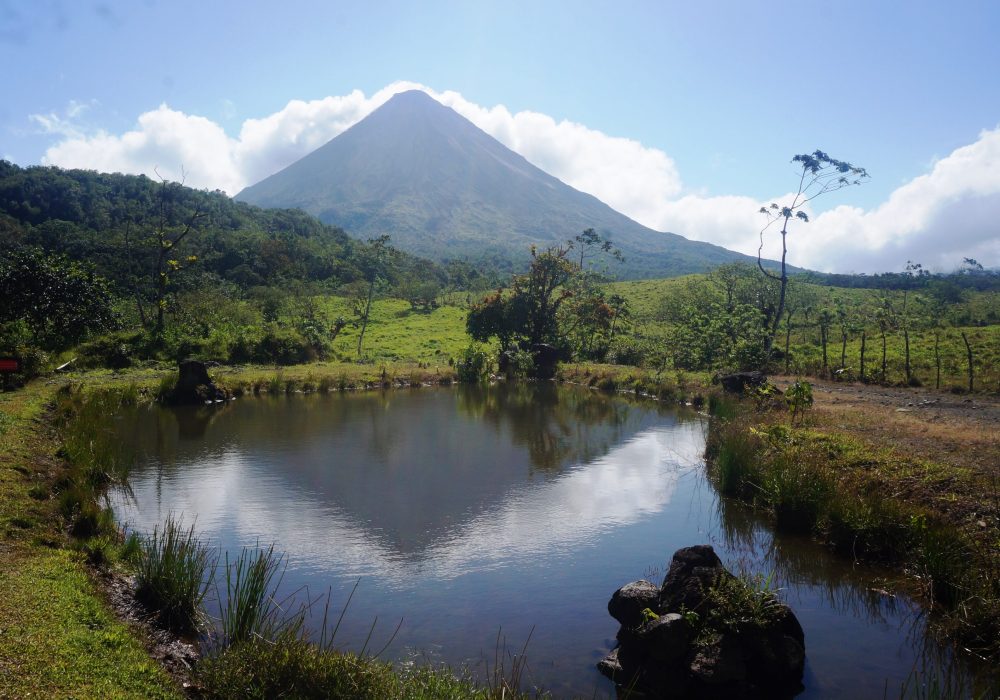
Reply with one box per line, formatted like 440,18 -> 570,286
557,362 -> 712,404
706,395 -> 1000,660
0,382 -> 181,698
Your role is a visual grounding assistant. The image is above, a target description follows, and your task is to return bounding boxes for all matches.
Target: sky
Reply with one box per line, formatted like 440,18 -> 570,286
2,0 -> 999,273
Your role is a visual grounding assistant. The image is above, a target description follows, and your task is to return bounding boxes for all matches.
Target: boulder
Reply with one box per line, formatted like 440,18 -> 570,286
636,613 -> 689,663
689,633 -> 747,686
719,371 -> 767,394
599,545 -> 806,699
608,580 -> 660,628
658,544 -> 731,613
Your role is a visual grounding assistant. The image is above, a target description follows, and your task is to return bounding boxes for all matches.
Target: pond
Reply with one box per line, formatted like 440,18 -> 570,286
111,384 -> 983,698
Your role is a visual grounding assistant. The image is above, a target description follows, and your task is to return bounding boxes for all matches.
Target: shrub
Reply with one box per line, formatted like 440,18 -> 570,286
76,331 -> 144,369
784,381 -> 813,425
253,328 -> 316,365
456,344 -> 490,383
606,336 -> 646,366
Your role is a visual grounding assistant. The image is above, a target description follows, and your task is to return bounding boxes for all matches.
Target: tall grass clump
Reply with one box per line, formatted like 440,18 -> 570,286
134,515 -> 215,633
56,385 -> 135,486
267,372 -> 284,394
708,420 -> 762,497
707,392 -> 739,421
53,385 -> 138,536
762,452 -> 832,533
155,372 -> 178,401
218,544 -> 292,647
917,523 -> 972,610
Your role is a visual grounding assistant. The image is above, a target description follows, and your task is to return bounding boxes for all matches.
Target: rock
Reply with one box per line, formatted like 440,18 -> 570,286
719,371 -> 767,394
168,359 -> 228,405
608,580 -> 660,628
689,633 -> 747,685
636,613 -> 689,663
659,545 -> 731,613
601,545 -> 806,699
596,647 -> 622,679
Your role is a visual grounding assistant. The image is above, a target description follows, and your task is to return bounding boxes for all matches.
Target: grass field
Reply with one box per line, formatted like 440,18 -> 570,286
610,277 -> 1000,391
317,297 -> 474,364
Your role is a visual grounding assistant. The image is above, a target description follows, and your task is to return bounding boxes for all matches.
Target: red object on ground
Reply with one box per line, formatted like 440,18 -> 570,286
0,358 -> 19,373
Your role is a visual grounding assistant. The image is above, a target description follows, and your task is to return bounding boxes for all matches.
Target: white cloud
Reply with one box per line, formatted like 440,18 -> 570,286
627,128 -> 1000,273
787,128 -> 1000,272
33,86 -> 1000,273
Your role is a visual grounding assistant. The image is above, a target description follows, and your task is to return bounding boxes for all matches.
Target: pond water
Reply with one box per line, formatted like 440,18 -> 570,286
111,384 -> 984,698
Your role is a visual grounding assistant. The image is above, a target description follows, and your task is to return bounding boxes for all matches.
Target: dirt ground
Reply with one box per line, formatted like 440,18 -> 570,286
771,376 -> 1000,475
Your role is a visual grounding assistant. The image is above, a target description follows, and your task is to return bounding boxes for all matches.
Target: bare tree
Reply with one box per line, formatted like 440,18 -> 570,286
758,151 -> 868,359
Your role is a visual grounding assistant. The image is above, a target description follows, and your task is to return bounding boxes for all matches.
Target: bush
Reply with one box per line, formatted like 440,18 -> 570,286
253,327 -> 317,365
503,348 -> 534,379
606,336 -> 646,366
456,344 -> 490,383
76,331 -> 145,369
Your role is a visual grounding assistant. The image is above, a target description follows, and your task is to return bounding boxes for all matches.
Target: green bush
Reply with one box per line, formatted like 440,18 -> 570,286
76,331 -> 144,369
606,336 -> 646,366
253,327 -> 317,365
456,344 -> 490,383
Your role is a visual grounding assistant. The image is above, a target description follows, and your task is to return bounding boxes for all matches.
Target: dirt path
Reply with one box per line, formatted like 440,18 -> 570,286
772,376 -> 1000,474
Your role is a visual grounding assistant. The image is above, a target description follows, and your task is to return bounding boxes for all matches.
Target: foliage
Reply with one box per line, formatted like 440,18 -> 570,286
0,247 -> 117,352
0,161 -> 466,365
697,571 -> 783,641
467,235 -> 625,373
659,263 -> 776,372
784,380 -> 813,424
455,344 -> 491,383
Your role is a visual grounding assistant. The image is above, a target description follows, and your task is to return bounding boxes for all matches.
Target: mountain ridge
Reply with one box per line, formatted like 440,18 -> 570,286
237,90 -> 779,278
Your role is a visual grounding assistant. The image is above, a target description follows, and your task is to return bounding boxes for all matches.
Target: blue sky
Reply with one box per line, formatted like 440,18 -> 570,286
3,0 -> 999,272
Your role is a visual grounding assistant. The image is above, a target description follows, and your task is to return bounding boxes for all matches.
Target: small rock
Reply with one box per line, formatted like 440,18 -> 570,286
636,613 -> 689,663
608,580 -> 660,628
596,648 -> 622,678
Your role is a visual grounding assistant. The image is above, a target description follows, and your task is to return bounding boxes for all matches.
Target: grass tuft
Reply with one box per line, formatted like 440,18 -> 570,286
134,515 -> 215,633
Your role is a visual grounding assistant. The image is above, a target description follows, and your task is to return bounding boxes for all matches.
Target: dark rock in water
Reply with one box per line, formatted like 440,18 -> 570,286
635,613 -> 689,663
689,633 -> 747,685
719,371 -> 767,394
595,647 -> 622,677
599,545 -> 806,699
608,580 -> 660,628
167,359 -> 228,405
658,544 -> 731,613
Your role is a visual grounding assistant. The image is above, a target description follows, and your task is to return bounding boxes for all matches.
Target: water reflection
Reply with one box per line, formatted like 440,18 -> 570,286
111,386 -> 995,698
116,385 -> 700,574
